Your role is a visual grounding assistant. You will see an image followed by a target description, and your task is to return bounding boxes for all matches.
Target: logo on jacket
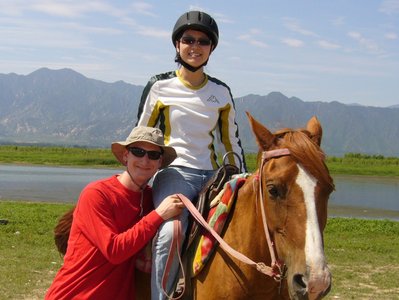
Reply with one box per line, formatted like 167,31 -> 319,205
207,95 -> 219,103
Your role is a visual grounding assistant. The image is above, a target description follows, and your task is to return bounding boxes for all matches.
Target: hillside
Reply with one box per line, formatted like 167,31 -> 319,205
234,93 -> 399,155
1,68 -> 398,156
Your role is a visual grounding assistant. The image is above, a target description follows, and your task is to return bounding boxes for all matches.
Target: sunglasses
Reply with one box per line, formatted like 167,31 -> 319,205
180,36 -> 212,46
127,147 -> 163,160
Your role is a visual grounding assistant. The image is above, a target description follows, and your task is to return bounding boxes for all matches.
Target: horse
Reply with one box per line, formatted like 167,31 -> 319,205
54,112 -> 334,300
189,112 -> 334,300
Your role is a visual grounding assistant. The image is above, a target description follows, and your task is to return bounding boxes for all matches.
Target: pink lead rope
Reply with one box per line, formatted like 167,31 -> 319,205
176,193 -> 280,277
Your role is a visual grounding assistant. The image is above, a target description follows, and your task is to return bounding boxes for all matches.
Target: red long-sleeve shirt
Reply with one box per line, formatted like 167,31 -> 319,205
45,175 -> 164,299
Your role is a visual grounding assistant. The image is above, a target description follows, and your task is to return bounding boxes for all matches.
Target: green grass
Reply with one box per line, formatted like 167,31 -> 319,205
0,145 -> 120,168
0,201 -> 398,299
324,218 -> 399,299
326,153 -> 399,176
246,152 -> 399,176
2,145 -> 398,176
0,201 -> 74,299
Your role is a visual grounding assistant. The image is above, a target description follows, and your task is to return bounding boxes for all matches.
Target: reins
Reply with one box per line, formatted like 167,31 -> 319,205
161,148 -> 291,299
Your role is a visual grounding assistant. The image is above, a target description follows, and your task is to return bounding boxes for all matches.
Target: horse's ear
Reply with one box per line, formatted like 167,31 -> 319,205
307,116 -> 323,146
246,112 -> 275,150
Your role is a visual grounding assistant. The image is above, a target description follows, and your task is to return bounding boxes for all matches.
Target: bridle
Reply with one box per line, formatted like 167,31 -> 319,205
256,148 -> 291,277
163,148 -> 291,299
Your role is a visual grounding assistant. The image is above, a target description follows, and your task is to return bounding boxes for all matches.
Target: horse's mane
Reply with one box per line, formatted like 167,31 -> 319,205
261,128 -> 334,192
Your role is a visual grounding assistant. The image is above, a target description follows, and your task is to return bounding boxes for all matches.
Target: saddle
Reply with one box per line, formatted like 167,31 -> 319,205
186,158 -> 240,251
172,152 -> 242,299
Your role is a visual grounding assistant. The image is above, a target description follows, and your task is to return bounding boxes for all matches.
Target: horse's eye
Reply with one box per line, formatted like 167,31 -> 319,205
267,184 -> 280,198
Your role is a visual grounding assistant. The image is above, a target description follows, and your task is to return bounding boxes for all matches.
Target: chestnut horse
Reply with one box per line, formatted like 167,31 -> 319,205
189,112 -> 334,300
55,112 -> 334,300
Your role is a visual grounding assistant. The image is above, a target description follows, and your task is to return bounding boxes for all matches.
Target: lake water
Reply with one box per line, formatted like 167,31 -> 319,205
0,164 -> 120,202
329,175 -> 399,220
1,164 -> 398,220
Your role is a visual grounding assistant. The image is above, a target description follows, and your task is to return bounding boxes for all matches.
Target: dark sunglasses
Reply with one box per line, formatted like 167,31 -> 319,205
127,147 -> 163,160
180,36 -> 212,46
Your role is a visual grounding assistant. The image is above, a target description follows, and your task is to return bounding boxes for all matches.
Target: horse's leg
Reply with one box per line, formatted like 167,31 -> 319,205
135,270 -> 151,300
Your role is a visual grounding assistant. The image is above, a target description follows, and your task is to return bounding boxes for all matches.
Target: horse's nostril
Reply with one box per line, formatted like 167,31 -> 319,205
293,273 -> 307,289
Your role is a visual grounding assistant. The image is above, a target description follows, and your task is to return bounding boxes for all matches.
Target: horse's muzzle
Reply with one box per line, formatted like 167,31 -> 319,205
291,266 -> 331,300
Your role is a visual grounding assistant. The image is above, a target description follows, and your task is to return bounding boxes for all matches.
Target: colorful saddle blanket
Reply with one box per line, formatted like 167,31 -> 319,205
192,174 -> 249,276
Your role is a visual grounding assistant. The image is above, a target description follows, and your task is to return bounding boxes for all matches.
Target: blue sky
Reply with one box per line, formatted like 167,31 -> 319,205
0,0 -> 398,107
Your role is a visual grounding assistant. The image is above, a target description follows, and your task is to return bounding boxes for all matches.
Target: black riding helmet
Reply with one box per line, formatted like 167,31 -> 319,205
172,11 -> 219,50
172,11 -> 219,72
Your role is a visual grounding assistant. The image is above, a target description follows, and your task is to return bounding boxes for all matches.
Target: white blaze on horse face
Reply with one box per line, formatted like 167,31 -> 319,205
295,164 -> 326,268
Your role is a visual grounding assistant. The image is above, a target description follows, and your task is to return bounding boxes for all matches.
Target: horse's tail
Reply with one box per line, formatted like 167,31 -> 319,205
54,207 -> 75,255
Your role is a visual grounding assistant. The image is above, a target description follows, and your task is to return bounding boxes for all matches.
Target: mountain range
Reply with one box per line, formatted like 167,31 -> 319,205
1,68 -> 398,156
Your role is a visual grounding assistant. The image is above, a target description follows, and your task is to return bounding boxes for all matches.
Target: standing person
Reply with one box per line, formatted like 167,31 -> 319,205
136,10 -> 247,299
45,126 -> 184,300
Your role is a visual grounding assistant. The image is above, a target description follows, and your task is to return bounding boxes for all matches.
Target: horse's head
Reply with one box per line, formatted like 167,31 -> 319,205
247,112 -> 334,300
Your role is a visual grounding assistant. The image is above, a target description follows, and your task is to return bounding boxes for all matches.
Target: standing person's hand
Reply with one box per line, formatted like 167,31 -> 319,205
155,194 -> 185,220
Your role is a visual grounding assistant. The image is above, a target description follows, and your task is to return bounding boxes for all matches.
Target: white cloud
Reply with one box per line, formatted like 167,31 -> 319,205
131,2 -> 156,17
237,34 -> 251,41
283,18 -> 318,37
31,1 -> 122,18
282,38 -> 304,48
384,32 -> 398,40
228,56 -> 241,61
0,1 -> 129,19
189,5 -> 205,12
317,40 -> 341,50
248,28 -> 262,35
238,31 -> 269,48
0,25 -> 90,49
136,26 -> 169,38
249,40 -> 269,48
31,2 -> 84,17
0,1 -> 25,16
213,13 -> 234,24
348,31 -> 381,54
182,7 -> 233,25
64,22 -> 123,35
379,0 -> 399,14
332,16 -> 345,27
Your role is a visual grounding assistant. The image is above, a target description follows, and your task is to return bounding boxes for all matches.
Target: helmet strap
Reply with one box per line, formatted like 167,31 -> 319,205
175,53 -> 208,73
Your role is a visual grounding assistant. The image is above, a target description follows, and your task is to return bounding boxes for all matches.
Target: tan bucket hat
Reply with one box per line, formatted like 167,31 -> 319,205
111,126 -> 177,168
